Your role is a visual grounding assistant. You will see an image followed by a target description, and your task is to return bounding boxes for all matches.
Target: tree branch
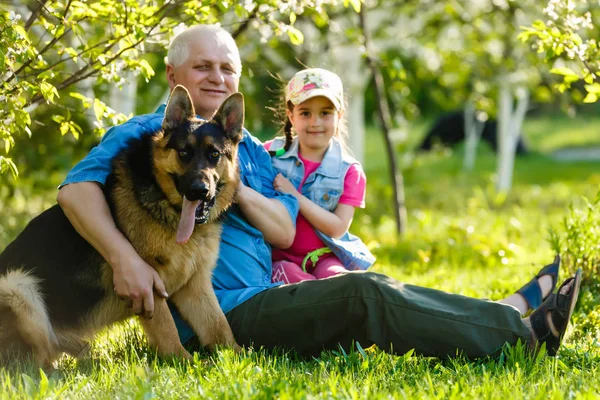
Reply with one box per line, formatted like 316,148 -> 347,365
581,58 -> 600,84
24,0 -> 49,31
27,20 -> 164,107
231,8 -> 258,39
9,17 -> 83,84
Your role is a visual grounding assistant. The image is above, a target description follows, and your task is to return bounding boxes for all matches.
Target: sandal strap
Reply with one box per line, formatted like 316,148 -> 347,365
550,278 -> 575,333
530,293 -> 556,342
517,278 -> 543,309
535,255 -> 560,293
516,255 -> 561,312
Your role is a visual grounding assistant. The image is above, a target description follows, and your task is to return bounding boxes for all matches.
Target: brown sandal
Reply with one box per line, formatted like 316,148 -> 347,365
529,268 -> 582,356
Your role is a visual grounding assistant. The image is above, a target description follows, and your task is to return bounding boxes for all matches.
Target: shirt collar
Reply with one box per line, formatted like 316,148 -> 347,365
279,137 -> 342,178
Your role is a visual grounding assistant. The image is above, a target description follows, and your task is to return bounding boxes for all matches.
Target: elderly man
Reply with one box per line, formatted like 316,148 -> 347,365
58,24 -> 580,359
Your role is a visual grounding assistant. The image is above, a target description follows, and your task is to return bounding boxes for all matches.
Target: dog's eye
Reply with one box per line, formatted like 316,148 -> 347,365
178,150 -> 191,161
209,151 -> 221,160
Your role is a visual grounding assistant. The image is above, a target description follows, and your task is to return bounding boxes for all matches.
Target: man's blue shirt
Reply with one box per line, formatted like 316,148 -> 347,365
61,105 -> 299,343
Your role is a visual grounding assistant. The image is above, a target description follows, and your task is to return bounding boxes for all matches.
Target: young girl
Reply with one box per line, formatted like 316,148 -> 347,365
264,68 -> 375,284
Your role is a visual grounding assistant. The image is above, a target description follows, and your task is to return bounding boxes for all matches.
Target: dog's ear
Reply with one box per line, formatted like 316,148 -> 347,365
214,92 -> 244,143
163,85 -> 195,131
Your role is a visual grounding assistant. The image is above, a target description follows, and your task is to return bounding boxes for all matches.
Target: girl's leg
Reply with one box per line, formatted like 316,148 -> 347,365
271,261 -> 316,284
312,256 -> 347,280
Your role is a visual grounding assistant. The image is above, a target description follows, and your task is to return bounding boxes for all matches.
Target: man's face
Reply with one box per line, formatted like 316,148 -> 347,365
166,35 -> 240,119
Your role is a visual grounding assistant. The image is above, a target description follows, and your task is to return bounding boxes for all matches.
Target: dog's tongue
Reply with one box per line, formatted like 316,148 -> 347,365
176,196 -> 201,244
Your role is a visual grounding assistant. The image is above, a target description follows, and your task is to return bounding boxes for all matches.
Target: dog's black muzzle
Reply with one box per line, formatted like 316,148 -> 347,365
184,181 -> 216,225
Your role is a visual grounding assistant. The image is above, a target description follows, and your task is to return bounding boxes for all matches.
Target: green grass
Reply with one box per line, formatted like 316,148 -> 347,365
1,115 -> 600,399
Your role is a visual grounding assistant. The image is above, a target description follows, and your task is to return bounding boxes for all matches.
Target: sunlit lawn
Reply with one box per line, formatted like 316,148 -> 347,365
1,115 -> 600,399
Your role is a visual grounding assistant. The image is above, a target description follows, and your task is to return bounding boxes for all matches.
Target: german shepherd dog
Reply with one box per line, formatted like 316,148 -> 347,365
0,86 -> 243,367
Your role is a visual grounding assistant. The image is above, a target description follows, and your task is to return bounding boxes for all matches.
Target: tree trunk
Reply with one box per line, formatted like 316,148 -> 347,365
463,101 -> 485,171
496,81 -> 529,192
359,8 -> 407,236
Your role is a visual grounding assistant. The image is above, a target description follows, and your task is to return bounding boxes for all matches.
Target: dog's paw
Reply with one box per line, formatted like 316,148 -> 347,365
232,343 -> 242,354
181,349 -> 193,360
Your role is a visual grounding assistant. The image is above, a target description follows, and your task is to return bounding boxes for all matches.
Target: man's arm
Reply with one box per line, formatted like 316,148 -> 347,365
57,116 -> 167,317
235,181 -> 295,248
57,182 -> 168,318
235,134 -> 298,249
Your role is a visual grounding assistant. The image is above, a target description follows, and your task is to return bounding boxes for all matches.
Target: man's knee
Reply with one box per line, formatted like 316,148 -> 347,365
336,271 -> 389,296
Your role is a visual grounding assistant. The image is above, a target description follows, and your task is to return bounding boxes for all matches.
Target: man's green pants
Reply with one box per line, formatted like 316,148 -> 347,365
224,272 -> 531,358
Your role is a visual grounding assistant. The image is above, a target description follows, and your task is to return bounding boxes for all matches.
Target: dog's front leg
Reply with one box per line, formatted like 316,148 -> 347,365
139,296 -> 191,359
170,270 -> 240,352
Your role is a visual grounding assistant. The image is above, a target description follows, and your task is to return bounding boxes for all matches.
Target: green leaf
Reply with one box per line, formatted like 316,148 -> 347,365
39,369 -> 49,397
0,156 -> 18,178
584,74 -> 594,84
13,25 -> 29,41
570,33 -> 583,46
52,115 -> 65,123
70,92 -> 92,108
39,81 -> 59,103
531,20 -> 547,30
347,0 -> 361,13
69,121 -> 83,140
138,59 -> 155,81
287,26 -> 304,46
60,122 -> 69,135
64,47 -> 78,62
585,83 -> 600,94
93,98 -> 105,121
549,67 -> 579,78
583,92 -> 598,103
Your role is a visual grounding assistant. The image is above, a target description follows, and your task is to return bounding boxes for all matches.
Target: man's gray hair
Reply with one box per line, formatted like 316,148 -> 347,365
167,25 -> 242,73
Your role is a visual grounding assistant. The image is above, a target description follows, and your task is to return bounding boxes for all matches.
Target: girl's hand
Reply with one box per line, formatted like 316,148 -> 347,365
274,173 -> 299,197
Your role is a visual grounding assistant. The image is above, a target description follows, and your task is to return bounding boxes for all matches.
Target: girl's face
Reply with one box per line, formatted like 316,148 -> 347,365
286,96 -> 341,156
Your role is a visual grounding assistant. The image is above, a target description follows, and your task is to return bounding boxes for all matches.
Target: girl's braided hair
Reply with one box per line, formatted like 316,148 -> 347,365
268,100 -> 295,157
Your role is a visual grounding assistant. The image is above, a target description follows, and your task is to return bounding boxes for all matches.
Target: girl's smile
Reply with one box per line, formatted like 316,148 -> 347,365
286,96 -> 342,162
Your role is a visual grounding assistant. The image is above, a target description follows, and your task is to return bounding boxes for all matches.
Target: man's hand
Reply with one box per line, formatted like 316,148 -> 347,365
273,173 -> 299,197
58,182 -> 169,318
112,252 -> 169,319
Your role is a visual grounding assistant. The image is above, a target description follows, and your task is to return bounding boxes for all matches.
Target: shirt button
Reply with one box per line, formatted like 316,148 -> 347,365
323,193 -> 330,201
295,161 -> 301,167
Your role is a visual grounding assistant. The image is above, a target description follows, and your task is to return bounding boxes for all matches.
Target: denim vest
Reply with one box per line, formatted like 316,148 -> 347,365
269,137 -> 375,271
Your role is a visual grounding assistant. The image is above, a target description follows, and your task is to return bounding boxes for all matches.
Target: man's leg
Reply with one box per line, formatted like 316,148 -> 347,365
226,272 -> 531,358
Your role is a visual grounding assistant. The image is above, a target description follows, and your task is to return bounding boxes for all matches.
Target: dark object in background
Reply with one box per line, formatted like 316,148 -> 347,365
418,111 -> 529,155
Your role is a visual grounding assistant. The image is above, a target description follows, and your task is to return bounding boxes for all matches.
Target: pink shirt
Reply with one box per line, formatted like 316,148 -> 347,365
264,140 -> 367,265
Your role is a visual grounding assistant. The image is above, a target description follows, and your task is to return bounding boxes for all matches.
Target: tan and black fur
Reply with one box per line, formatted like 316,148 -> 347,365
0,86 -> 244,367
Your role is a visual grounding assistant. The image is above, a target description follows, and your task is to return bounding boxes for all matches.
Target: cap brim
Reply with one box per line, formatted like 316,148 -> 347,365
289,89 -> 342,111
